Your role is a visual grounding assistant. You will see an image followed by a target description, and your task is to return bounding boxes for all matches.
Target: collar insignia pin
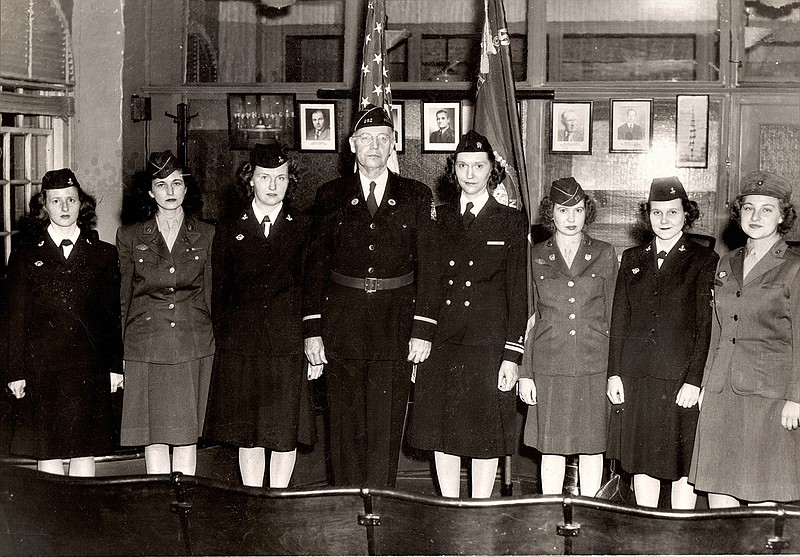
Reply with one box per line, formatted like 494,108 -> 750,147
549,254 -> 556,261
235,234 -> 244,241
35,260 -> 43,266
388,199 -> 396,206
718,271 -> 727,278
632,267 -> 640,274
352,198 -> 359,205
585,253 -> 592,260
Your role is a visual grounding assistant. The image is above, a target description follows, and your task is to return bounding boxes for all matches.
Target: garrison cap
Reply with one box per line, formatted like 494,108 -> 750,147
352,103 -> 394,132
455,130 -> 493,155
648,176 -> 687,202
250,142 -> 288,169
42,168 -> 80,190
550,177 -> 586,207
147,150 -> 181,180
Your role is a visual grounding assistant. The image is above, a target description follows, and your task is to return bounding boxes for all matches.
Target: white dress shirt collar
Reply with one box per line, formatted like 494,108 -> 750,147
359,170 -> 389,206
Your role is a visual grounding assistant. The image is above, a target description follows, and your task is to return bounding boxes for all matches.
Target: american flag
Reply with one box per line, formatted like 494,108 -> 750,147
358,0 -> 399,173
474,0 -> 527,213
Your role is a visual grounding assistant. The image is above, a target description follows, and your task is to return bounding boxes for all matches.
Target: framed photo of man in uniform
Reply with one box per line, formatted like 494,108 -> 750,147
610,99 -> 653,153
298,102 -> 336,152
550,101 -> 592,154
422,101 -> 461,153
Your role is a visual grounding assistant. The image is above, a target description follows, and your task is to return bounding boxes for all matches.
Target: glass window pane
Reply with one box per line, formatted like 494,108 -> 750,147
741,1 -> 800,81
546,0 -> 720,82
387,0 -> 527,82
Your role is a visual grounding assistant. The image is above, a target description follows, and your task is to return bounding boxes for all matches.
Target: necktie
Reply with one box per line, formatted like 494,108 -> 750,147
657,250 -> 667,269
366,181 -> 378,218
743,249 -> 759,280
462,202 -> 475,229
563,244 -> 576,267
60,239 -> 73,259
261,215 -> 271,238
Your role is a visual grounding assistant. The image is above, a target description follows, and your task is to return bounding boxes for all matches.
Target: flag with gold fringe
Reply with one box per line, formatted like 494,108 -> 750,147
474,0 -> 528,213
358,0 -> 399,173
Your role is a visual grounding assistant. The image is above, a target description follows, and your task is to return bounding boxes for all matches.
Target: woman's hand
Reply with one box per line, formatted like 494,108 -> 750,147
607,376 -> 624,404
407,338 -> 431,364
781,400 -> 800,431
307,363 -> 324,380
497,361 -> 519,392
676,383 -> 700,408
304,336 -> 327,366
110,373 -> 124,393
7,380 -> 25,399
517,377 -> 537,405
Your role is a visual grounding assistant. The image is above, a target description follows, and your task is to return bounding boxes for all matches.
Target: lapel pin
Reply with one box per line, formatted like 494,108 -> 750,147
718,271 -> 727,278
236,234 -> 244,241
388,199 -> 396,206
645,245 -> 651,252
351,198 -> 359,205
632,267 -> 640,274
35,261 -> 43,267
286,214 -> 293,221
678,244 -> 686,252
37,241 -> 44,247
241,214 -> 248,220
585,254 -> 592,260
549,254 -> 556,261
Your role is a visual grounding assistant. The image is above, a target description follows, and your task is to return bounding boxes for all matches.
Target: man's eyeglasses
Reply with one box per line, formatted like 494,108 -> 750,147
354,133 -> 392,146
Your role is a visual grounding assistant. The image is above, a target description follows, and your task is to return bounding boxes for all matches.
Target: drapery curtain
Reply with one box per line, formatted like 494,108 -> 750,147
218,1 -> 258,83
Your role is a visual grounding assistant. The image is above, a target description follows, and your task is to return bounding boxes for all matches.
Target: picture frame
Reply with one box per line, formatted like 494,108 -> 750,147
550,101 -> 593,154
675,95 -> 709,168
297,102 -> 337,152
422,101 -> 461,152
390,102 -> 405,153
609,99 -> 653,153
227,93 -> 296,151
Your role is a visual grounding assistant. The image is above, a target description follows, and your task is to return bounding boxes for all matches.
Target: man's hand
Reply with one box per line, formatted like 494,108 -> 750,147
304,336 -> 328,366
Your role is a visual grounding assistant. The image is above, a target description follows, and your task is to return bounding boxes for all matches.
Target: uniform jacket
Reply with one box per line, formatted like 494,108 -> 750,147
8,228 -> 122,379
521,233 -> 617,379
303,171 -> 437,361
702,240 -> 800,402
420,197 -> 528,365
117,216 -> 215,364
608,234 -> 718,386
212,205 -> 309,356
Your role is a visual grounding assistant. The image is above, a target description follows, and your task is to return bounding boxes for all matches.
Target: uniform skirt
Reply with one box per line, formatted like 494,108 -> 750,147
607,375 -> 697,481
120,356 -> 212,446
203,348 -> 316,450
524,372 -> 608,455
11,365 -> 115,460
690,370 -> 800,502
407,343 -> 516,458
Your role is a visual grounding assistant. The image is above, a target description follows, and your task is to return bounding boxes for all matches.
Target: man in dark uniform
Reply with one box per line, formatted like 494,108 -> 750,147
303,104 -> 437,487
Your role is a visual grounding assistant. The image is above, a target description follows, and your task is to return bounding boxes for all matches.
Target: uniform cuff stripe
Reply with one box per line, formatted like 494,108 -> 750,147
505,343 -> 524,354
414,315 -> 438,325
302,314 -> 322,321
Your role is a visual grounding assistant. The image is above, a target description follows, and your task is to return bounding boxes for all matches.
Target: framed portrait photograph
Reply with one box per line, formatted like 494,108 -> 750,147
422,101 -> 461,153
609,99 -> 653,153
390,102 -> 405,153
676,95 -> 709,168
297,102 -> 337,152
227,93 -> 295,151
550,101 -> 592,154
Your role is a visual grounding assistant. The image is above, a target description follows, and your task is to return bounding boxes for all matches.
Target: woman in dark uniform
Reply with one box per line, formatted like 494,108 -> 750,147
691,171 -> 800,506
117,151 -> 214,475
408,131 -> 527,498
204,143 -> 317,488
519,177 -> 617,496
7,169 -> 121,476
606,177 -> 718,508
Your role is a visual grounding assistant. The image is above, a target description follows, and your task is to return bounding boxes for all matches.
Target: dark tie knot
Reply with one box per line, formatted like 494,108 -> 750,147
657,250 -> 667,260
60,239 -> 73,247
261,215 -> 271,224
462,202 -> 476,228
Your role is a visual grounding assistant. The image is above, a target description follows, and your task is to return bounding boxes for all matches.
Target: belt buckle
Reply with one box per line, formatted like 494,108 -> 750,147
364,277 -> 379,293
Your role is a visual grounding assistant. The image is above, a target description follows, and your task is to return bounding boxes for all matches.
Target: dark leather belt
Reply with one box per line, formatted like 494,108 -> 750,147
330,271 -> 414,293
